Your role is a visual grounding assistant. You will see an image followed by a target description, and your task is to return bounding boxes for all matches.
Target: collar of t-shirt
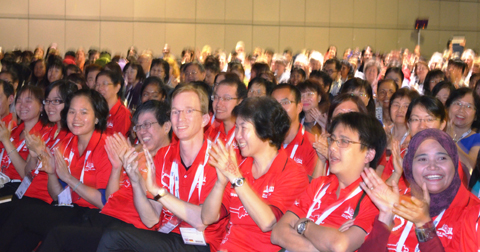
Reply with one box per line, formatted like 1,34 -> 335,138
1,113 -> 13,123
66,130 -> 103,159
283,124 -> 304,150
240,149 -> 288,182
214,122 -> 235,143
324,174 -> 363,200
169,139 -> 209,171
109,99 -> 123,118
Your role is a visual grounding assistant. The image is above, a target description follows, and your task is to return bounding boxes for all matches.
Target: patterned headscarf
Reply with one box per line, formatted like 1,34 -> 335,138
402,128 -> 461,217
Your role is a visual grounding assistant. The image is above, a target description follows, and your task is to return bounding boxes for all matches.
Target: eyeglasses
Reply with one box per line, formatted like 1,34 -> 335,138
248,89 -> 265,96
409,117 -> 438,124
211,95 -> 238,102
185,71 -> 198,76
451,101 -> 476,112
327,136 -> 364,148
378,90 -> 395,96
391,103 -> 410,110
301,92 -> 316,99
133,121 -> 158,132
43,99 -> 64,105
348,92 -> 368,98
95,81 -> 114,88
170,108 -> 202,116
279,99 -> 296,106
324,69 -> 337,75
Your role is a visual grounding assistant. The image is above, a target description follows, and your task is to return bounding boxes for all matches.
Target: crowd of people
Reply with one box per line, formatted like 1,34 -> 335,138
0,39 -> 479,251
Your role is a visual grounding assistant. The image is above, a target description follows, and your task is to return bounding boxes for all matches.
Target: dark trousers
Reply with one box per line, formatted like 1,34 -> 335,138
37,211 -> 134,252
0,200 -> 98,252
0,181 -> 21,197
97,225 -> 211,252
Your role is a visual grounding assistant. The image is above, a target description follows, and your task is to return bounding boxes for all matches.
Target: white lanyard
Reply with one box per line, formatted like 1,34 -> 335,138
306,183 -> 363,225
391,127 -> 409,146
65,137 -> 91,183
289,126 -> 304,159
214,130 -> 235,147
455,129 -> 472,143
396,209 -> 446,252
210,114 -> 216,125
169,140 -> 212,202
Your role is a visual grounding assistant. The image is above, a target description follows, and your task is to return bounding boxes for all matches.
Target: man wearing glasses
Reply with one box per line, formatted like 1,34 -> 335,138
271,84 -> 321,180
97,84 -> 228,252
184,62 -> 206,84
272,112 -> 386,252
208,79 -> 247,162
324,58 -> 342,96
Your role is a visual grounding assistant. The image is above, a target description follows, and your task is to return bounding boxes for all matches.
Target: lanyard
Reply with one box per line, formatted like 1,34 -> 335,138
210,114 -> 216,125
289,126 -> 304,159
396,209 -> 446,252
214,130 -> 235,147
454,129 -> 472,143
168,140 -> 212,202
65,137 -> 93,183
391,127 -> 409,146
306,183 -> 363,225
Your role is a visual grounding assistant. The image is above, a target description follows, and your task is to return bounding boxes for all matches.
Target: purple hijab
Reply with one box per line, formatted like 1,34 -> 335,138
402,128 -> 461,217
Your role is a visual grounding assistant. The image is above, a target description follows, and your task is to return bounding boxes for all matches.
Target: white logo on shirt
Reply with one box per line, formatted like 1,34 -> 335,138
262,185 -> 275,198
85,162 -> 95,171
294,157 -> 303,164
230,206 -> 249,219
392,215 -> 406,232
107,121 -> 113,128
341,206 -> 354,220
437,224 -> 453,239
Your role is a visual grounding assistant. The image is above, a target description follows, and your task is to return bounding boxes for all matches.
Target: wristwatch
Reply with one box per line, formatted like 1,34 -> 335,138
232,177 -> 245,188
297,220 -> 311,236
153,188 -> 166,201
415,221 -> 436,243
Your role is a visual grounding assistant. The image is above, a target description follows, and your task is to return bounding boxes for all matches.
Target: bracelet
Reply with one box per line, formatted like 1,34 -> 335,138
7,148 -> 15,156
72,181 -> 82,192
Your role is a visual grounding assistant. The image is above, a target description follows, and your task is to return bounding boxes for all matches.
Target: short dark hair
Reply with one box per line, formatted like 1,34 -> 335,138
251,62 -> 270,76
185,62 -> 205,73
66,73 -> 87,89
16,85 -> 49,125
272,83 -> 301,104
214,72 -> 241,85
96,70 -> 125,100
84,64 -> 103,79
248,77 -> 275,96
388,88 -> 420,116
141,76 -> 167,102
46,56 -> 65,82
423,69 -> 445,95
328,112 -> 387,168
431,81 -> 455,98
406,96 -> 446,123
123,62 -> 146,82
384,67 -> 404,86
150,59 -> 170,83
216,79 -> 248,101
377,79 -> 399,94
228,62 -> 245,76
327,93 -> 369,125
446,87 -> 480,131
45,80 -> 79,107
0,79 -> 14,98
339,78 -> 375,116
61,89 -> 109,133
448,58 -> 467,74
291,67 -> 306,80
325,58 -> 341,71
296,79 -> 328,103
232,97 -> 290,150
65,64 -> 80,75
132,100 -> 172,140
309,70 -> 333,91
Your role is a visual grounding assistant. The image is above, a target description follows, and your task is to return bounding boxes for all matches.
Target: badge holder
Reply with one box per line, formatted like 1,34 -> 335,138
15,173 -> 33,199
180,227 -> 207,246
56,186 -> 74,207
158,215 -> 182,234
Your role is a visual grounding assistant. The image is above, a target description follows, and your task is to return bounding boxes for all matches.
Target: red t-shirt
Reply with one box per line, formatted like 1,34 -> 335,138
24,124 -> 73,203
101,152 -> 159,230
384,184 -> 480,251
155,139 -> 228,252
59,130 -> 112,209
106,99 -> 132,136
289,175 -> 379,234
1,113 -> 17,128
282,124 -> 318,176
219,149 -> 309,252
207,121 -> 243,162
0,121 -> 51,181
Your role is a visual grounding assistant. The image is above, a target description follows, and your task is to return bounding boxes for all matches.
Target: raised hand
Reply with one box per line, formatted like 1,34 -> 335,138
209,139 -> 241,185
25,131 -> 46,158
144,145 -> 160,195
122,147 -> 140,184
393,183 -> 431,227
360,167 -> 400,214
0,121 -> 13,143
312,133 -> 329,161
38,148 -> 56,175
54,148 -> 71,182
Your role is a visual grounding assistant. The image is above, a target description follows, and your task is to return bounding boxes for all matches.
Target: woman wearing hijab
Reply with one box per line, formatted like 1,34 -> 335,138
358,129 -> 480,251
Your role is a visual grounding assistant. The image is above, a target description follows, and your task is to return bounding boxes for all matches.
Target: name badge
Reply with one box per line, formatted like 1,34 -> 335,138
157,215 -> 181,234
57,186 -> 73,207
180,227 -> 207,246
15,173 -> 33,199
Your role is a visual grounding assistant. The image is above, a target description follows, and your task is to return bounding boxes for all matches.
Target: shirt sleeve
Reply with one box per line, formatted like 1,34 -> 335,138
264,161 -> 309,214
94,147 -> 113,189
352,195 -> 380,233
